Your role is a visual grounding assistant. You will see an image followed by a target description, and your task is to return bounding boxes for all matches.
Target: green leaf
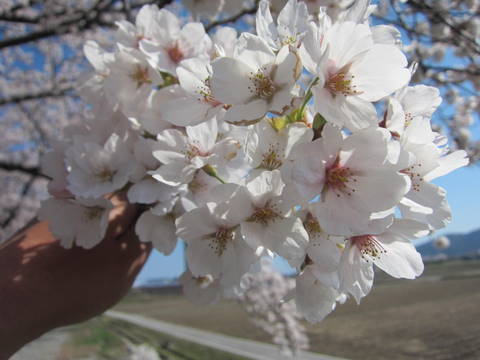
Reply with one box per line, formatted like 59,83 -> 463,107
313,113 -> 327,130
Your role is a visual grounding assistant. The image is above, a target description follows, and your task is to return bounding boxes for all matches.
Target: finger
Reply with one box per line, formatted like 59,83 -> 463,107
104,192 -> 140,242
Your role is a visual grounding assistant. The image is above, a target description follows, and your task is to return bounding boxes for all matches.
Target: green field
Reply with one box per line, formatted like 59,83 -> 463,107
114,259 -> 480,360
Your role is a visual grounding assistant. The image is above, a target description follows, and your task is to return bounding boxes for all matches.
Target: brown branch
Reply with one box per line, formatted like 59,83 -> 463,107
0,86 -> 74,107
0,0 -> 40,17
1,176 -> 36,229
0,0 -> 174,50
205,4 -> 258,32
0,162 -> 48,179
407,0 -> 480,54
122,0 -> 133,23
424,65 -> 480,77
0,13 -> 39,24
0,0 -> 113,50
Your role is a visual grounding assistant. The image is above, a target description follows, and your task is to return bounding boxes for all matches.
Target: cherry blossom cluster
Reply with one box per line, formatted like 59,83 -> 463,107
234,258 -> 310,355
38,0 -> 469,323
375,0 -> 480,162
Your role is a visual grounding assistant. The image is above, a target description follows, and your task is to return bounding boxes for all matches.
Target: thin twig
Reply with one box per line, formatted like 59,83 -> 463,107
205,4 -> 258,32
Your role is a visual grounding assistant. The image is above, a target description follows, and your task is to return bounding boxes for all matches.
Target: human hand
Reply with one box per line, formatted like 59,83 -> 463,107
0,193 -> 152,359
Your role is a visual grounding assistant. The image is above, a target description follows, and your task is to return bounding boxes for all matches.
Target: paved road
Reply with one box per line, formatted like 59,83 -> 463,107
106,310 -> 347,360
10,328 -> 70,360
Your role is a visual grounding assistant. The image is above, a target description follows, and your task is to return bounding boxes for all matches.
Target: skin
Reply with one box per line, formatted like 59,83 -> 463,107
0,194 -> 152,359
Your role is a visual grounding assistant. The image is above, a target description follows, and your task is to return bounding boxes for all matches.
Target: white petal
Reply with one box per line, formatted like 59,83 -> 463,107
211,57 -> 255,104
295,267 -> 339,323
180,270 -> 221,305
424,150 -> 469,181
339,243 -> 374,304
153,129 -> 188,164
186,118 -> 218,152
256,0 -> 278,50
235,33 -> 275,70
353,44 -> 410,102
373,220 -> 427,279
186,237 -> 223,278
127,178 -> 177,204
150,162 -> 197,186
223,99 -> 268,125
135,211 -> 177,255
176,207 -> 219,242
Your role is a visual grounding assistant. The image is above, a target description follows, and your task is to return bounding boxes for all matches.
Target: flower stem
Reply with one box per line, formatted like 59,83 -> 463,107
202,164 -> 226,184
296,77 -> 319,122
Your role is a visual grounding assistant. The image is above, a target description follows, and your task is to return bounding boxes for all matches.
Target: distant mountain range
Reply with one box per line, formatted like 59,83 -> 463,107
417,228 -> 480,259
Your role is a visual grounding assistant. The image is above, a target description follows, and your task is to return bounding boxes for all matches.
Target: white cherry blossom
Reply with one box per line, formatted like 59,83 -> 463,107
38,198 -> 112,249
135,210 -> 177,255
398,142 -> 468,230
292,124 -> 409,235
385,85 -> 442,142
241,170 -> 308,267
235,258 -> 310,354
115,4 -> 161,48
65,133 -> 136,198
295,265 -> 343,323
300,19 -> 410,131
139,8 -> 212,75
302,211 -> 342,288
127,137 -> 187,205
103,47 -> 163,116
150,118 -> 240,186
211,34 -> 301,125
339,219 -> 428,303
41,139 -> 71,198
211,26 -> 238,58
246,118 -> 313,176
176,186 -> 259,286
182,169 -> 223,208
160,58 -> 226,127
256,0 -> 310,50
180,270 -> 222,305
384,90 -> 469,230
134,86 -> 179,135
80,41 -> 115,108
126,342 -> 160,360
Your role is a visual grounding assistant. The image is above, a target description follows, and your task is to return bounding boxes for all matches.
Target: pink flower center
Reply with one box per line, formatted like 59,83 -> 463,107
247,201 -> 281,226
404,112 -> 413,127
401,163 -> 424,192
94,168 -> 115,182
260,143 -> 284,170
351,235 -> 386,261
303,212 -> 321,238
189,171 -> 208,194
83,206 -> 104,221
129,64 -> 151,88
325,161 -> 357,197
167,43 -> 184,64
195,275 -> 214,288
210,227 -> 234,256
325,64 -> 360,97
197,78 -> 223,107
248,69 -> 276,99
183,144 -> 210,161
